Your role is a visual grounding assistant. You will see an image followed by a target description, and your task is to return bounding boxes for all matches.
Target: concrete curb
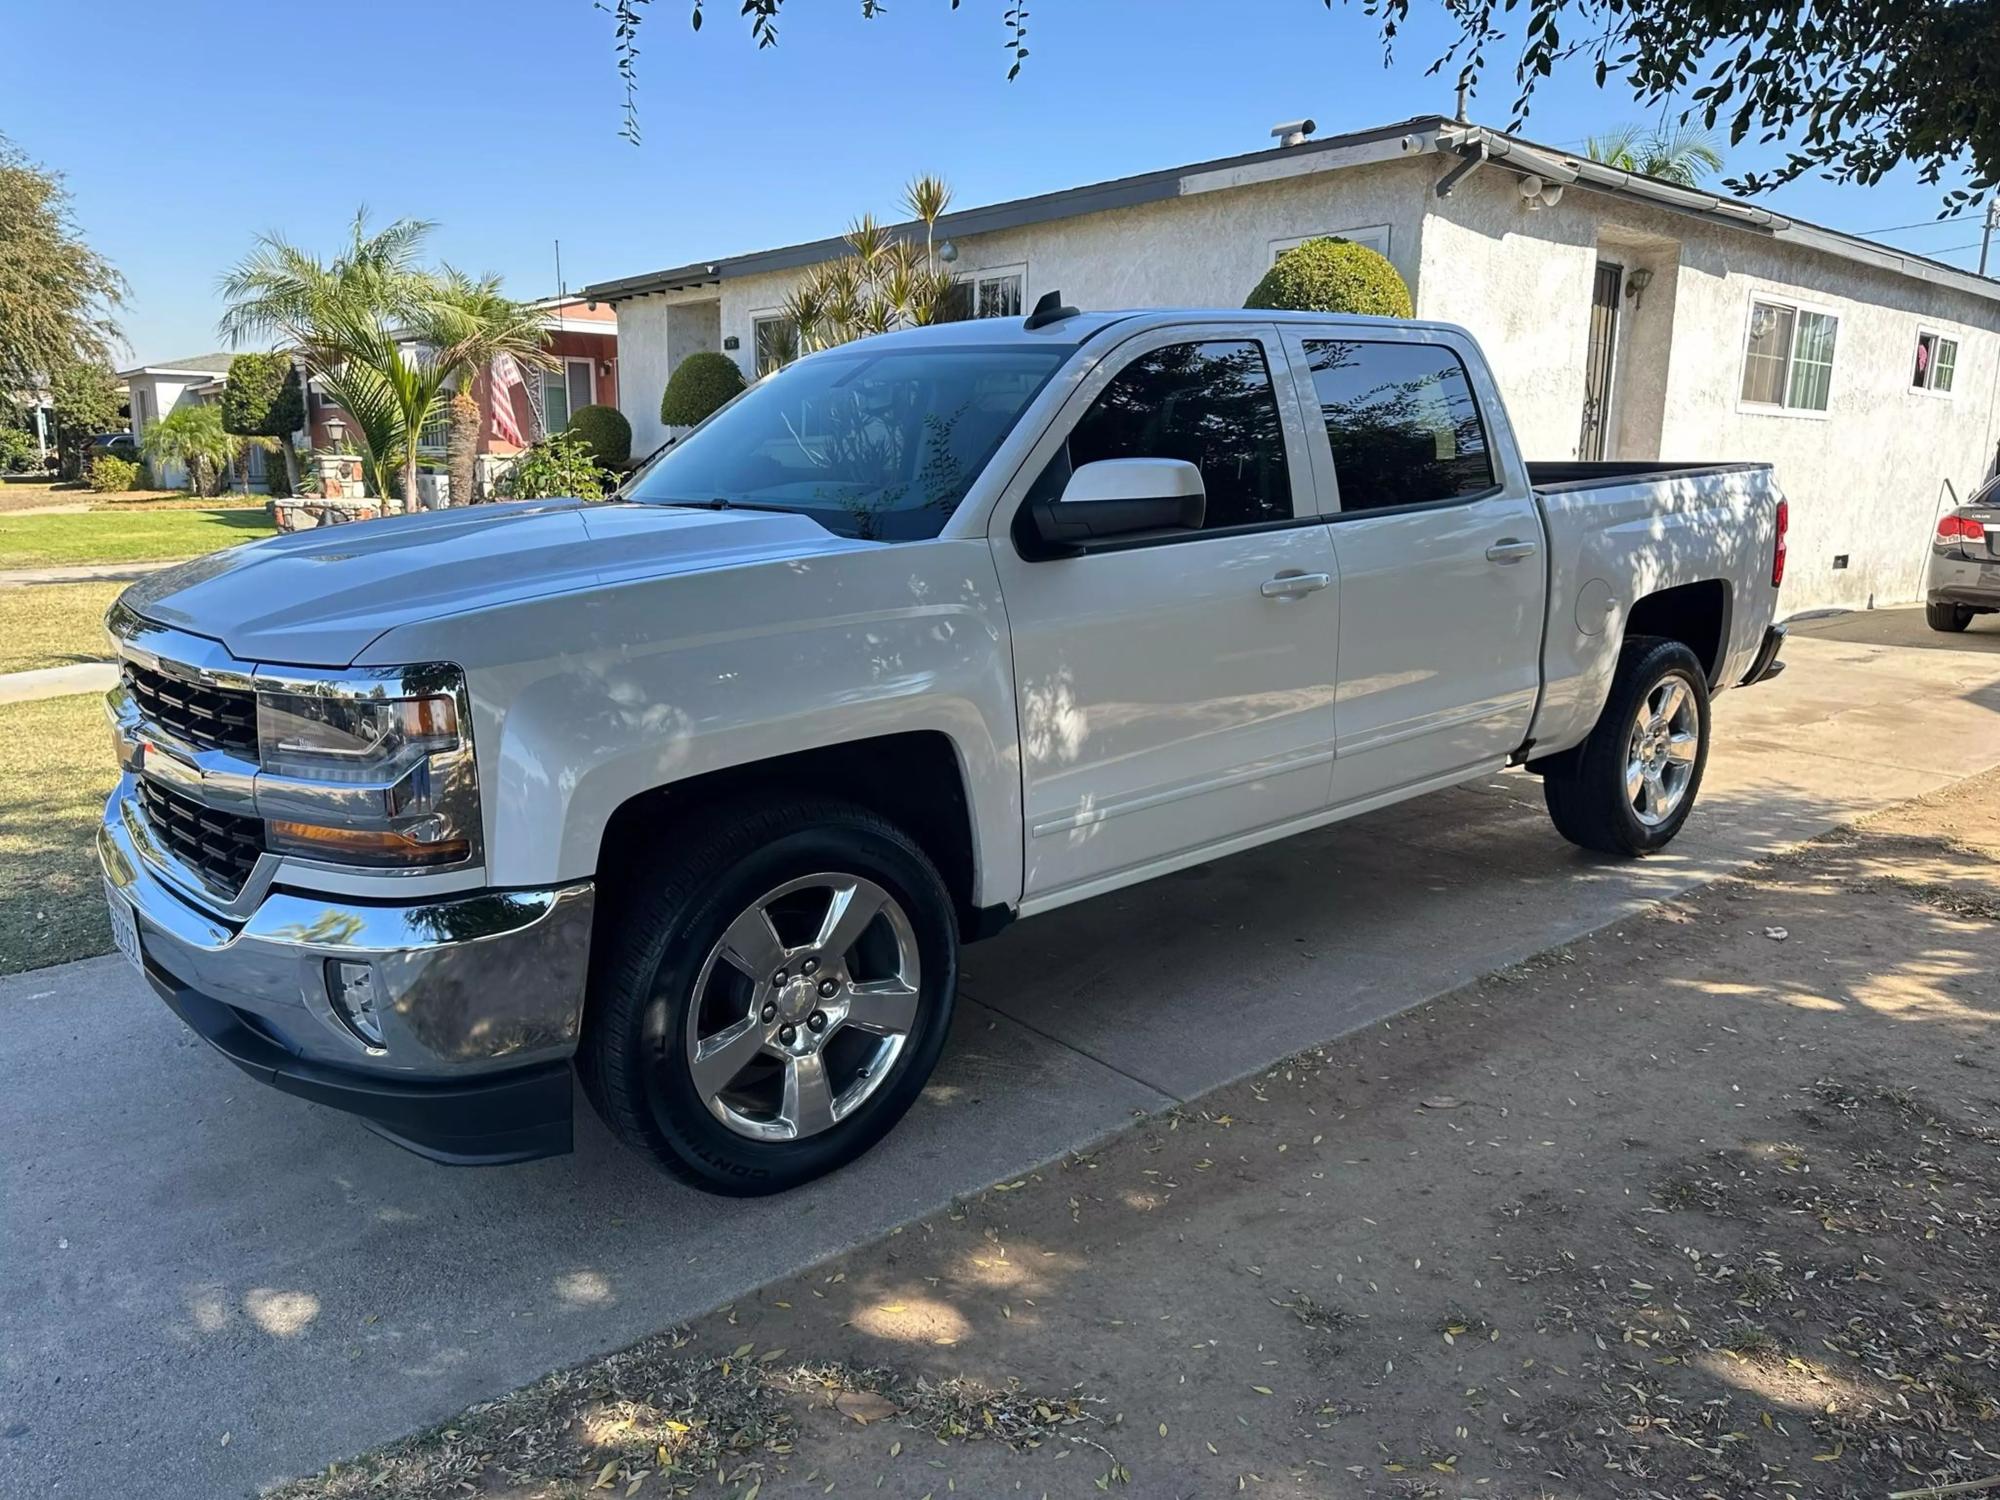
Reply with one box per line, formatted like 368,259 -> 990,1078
0,662 -> 116,704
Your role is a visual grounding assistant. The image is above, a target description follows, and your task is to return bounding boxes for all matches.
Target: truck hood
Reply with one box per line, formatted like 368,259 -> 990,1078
120,499 -> 859,667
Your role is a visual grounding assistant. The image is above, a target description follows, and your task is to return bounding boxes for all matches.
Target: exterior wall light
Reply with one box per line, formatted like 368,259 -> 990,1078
1625,267 -> 1656,310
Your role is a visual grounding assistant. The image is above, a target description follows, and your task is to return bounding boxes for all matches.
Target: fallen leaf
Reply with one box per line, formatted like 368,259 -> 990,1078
1420,1096 -> 1465,1110
835,1391 -> 898,1425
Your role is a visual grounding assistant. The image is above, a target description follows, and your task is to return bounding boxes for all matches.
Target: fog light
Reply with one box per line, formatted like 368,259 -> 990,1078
325,959 -> 386,1048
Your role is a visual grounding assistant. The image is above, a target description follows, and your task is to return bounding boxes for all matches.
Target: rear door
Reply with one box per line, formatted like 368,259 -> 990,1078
989,325 -> 1340,905
1281,328 -> 1545,805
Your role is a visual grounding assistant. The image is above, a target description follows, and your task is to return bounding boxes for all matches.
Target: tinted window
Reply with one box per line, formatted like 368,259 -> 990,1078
1065,340 -> 1293,530
627,345 -> 1069,541
1303,340 -> 1496,512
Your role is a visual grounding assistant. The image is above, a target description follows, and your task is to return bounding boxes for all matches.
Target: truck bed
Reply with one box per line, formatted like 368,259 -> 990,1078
1526,459 -> 1772,494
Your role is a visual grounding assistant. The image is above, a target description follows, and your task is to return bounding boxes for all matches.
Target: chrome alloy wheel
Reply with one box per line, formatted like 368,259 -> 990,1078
682,874 -> 921,1142
1626,673 -> 1700,827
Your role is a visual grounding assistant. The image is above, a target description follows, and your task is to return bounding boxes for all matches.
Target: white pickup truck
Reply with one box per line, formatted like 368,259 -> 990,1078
99,303 -> 1788,1192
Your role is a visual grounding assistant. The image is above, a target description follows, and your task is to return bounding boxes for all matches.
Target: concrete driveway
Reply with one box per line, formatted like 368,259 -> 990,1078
5,607 -> 1998,1498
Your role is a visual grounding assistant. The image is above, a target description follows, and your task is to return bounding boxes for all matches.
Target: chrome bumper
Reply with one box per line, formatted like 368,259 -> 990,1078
100,772 -> 593,1083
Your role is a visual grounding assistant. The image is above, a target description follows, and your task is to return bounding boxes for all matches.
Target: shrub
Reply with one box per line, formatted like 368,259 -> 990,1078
87,454 -> 140,493
0,425 -> 35,473
660,352 -> 746,428
221,353 -> 304,438
1244,237 -> 1413,319
495,432 -> 606,501
51,361 -> 122,480
566,403 -> 632,470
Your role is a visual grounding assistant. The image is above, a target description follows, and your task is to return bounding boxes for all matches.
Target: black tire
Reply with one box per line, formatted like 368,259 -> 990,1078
1543,636 -> 1711,857
579,798 -> 958,1195
1926,601 -> 1974,633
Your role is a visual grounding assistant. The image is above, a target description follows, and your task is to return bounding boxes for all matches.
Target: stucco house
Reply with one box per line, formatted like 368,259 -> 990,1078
585,113 -> 2000,613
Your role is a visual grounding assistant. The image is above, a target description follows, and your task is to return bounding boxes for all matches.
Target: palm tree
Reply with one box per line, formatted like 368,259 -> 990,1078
141,404 -> 237,496
217,211 -> 440,507
419,269 -> 554,505
1584,124 -> 1724,188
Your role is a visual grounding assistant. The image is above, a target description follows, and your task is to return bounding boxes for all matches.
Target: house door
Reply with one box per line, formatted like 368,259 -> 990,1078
1577,261 -> 1622,460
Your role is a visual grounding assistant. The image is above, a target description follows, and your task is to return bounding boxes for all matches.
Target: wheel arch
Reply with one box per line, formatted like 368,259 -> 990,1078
592,730 -> 994,939
1623,578 -> 1733,686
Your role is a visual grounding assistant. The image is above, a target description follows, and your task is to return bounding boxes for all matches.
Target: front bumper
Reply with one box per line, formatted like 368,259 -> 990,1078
99,774 -> 593,1164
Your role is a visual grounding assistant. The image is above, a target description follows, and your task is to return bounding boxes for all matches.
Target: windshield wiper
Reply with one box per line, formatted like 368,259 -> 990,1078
651,497 -> 803,515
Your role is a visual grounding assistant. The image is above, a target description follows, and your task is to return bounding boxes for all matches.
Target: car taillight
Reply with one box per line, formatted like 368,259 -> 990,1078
1937,513 -> 1983,543
1772,497 -> 1788,587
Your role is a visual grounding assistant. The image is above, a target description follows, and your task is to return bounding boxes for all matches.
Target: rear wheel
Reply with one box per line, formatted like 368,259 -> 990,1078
580,799 -> 958,1195
1544,637 -> 1710,856
1927,601 -> 1974,633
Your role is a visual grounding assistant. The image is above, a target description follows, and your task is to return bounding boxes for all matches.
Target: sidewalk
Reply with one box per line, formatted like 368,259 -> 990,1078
283,772 -> 2000,1500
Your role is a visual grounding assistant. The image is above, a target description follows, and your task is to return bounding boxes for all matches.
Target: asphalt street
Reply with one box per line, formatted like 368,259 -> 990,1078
4,607 -> 1998,1498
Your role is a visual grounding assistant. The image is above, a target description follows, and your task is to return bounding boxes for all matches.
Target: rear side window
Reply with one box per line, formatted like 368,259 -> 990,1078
1302,339 -> 1496,512
1065,340 -> 1293,530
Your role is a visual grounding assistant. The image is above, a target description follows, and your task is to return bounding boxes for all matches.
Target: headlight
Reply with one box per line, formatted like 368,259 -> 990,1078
254,668 -> 480,868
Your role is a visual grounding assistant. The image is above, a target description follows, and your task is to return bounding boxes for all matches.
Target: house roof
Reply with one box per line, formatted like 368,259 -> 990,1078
582,114 -> 2000,309
118,353 -> 237,380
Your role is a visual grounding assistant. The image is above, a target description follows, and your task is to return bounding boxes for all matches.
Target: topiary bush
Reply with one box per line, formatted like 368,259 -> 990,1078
566,403 -> 632,470
660,351 -> 747,428
88,454 -> 140,493
1244,237 -> 1413,319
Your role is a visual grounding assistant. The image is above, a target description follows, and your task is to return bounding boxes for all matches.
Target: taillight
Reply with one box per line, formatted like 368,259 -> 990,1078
1772,497 -> 1788,587
1937,513 -> 1982,543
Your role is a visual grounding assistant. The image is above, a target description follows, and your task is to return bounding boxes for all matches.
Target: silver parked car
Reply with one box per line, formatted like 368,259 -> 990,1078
1928,479 -> 2000,632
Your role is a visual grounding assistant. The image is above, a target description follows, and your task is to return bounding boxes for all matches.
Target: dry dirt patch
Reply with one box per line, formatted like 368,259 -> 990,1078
276,776 -> 2000,1499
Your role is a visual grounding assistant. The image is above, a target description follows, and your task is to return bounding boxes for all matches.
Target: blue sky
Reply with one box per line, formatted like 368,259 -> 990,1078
7,0 -> 1984,363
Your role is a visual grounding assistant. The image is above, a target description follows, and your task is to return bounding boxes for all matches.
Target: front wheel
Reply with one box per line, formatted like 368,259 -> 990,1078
1927,601 -> 1974,633
580,799 -> 958,1195
1544,637 -> 1711,856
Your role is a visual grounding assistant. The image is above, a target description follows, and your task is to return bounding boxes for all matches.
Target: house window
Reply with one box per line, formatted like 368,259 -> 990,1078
1913,330 -> 1959,394
1739,298 -> 1839,412
942,268 -> 1026,323
542,358 -> 595,433
753,314 -> 801,377
1270,225 -> 1392,262
418,407 -> 450,452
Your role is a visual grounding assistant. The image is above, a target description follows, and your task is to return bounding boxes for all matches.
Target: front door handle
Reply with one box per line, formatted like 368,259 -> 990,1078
1485,538 -> 1539,564
1260,571 -> 1331,599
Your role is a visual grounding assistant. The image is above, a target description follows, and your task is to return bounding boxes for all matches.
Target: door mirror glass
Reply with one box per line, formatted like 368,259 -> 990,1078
1026,458 -> 1206,553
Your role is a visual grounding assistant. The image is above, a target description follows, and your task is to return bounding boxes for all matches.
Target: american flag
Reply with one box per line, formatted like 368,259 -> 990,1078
489,354 -> 527,446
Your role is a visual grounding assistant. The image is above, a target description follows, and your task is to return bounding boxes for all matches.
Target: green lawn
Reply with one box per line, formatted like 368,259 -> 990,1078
0,507 -> 276,568
0,693 -> 118,975
0,581 -> 125,674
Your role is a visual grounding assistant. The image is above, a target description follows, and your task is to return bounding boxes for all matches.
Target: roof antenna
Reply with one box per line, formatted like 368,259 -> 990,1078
1023,289 -> 1079,330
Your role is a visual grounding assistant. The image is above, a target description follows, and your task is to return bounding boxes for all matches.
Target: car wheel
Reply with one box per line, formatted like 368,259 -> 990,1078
1544,636 -> 1711,857
1926,601 -> 1974,633
580,798 -> 958,1195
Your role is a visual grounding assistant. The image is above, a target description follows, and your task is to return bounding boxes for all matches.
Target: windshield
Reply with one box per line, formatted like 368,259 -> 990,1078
626,344 -> 1071,541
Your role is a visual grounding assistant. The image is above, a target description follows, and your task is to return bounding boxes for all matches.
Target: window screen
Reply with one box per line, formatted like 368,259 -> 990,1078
1064,340 -> 1292,531
1301,340 -> 1496,512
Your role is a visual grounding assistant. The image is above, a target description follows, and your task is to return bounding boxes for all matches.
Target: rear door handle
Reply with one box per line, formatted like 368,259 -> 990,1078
1485,538 -> 1539,564
1260,571 -> 1331,599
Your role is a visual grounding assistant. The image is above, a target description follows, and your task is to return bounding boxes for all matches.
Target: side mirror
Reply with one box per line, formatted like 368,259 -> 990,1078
1024,458 -> 1206,555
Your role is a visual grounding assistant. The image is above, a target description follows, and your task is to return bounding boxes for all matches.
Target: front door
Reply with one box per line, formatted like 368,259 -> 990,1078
1577,261 -> 1623,460
989,328 -> 1339,905
1282,330 -> 1544,805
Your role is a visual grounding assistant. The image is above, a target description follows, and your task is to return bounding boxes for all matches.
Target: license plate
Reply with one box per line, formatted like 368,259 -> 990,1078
104,882 -> 143,974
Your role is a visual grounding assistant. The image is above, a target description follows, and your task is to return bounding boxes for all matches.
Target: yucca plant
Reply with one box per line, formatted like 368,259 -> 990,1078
783,176 -> 960,353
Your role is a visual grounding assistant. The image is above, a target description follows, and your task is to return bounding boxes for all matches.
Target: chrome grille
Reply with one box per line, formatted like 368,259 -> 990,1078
124,661 -> 258,756
139,778 -> 265,896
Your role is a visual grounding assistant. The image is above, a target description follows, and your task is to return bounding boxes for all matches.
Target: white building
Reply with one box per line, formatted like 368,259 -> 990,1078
585,114 -> 2000,612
